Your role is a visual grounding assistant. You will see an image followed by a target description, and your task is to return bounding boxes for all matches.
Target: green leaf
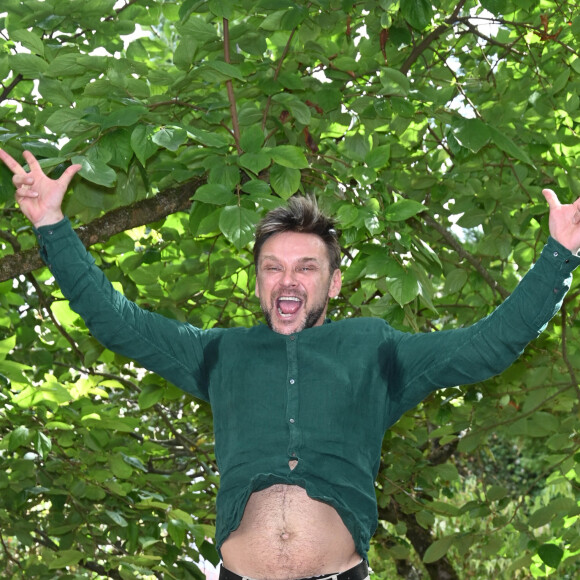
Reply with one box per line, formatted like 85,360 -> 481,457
379,67 -> 410,96
9,53 -> 48,77
537,544 -> 564,569
423,535 -> 453,563
486,485 -> 509,501
11,29 -> 45,56
481,0 -> 507,16
122,454 -> 148,473
365,144 -> 391,169
110,454 -> 133,479
0,335 -> 15,358
384,199 -> 425,221
385,268 -> 420,306
152,126 -> 188,151
187,127 -> 229,148
193,183 -> 233,205
49,550 -> 85,569
208,0 -> 232,18
101,105 -> 148,130
206,61 -> 246,81
72,155 -> 117,187
241,179 -> 271,195
51,300 -> 80,326
287,100 -> 311,124
270,164 -> 301,198
167,517 -> 186,547
443,269 -> 468,295
106,510 -> 129,527
138,384 -> 164,409
36,431 -> 52,459
453,118 -> 491,153
239,152 -> 271,174
131,125 -> 159,165
240,125 -> 265,153
219,205 -> 259,249
9,425 -> 32,451
488,126 -> 536,168
269,146 -> 309,169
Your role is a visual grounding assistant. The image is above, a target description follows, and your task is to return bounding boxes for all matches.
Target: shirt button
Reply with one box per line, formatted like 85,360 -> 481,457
289,379 -> 295,384
289,418 -> 295,423
554,251 -> 559,257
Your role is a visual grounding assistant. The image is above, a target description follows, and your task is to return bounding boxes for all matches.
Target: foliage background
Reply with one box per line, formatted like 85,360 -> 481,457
1,0 -> 580,578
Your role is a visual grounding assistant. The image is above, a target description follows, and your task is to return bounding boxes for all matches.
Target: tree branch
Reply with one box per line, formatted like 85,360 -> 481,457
400,0 -> 467,75
0,73 -> 24,104
223,18 -> 242,154
261,28 -> 297,130
0,177 -> 205,282
420,213 -> 510,300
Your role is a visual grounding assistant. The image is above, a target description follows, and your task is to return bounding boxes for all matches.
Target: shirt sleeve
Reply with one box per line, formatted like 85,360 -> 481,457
34,218 -> 210,402
387,237 -> 580,423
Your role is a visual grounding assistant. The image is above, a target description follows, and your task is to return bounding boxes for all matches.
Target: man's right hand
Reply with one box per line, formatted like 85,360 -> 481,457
0,149 -> 81,228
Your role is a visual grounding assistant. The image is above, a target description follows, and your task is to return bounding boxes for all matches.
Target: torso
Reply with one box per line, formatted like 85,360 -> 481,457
220,466 -> 360,579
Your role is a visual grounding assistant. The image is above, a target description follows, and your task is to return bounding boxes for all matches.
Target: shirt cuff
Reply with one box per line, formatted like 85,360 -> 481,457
543,236 -> 580,276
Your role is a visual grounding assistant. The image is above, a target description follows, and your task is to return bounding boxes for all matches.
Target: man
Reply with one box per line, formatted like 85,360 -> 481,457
2,149 -> 580,580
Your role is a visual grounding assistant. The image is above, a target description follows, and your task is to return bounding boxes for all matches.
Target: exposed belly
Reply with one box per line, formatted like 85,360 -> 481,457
220,481 -> 360,579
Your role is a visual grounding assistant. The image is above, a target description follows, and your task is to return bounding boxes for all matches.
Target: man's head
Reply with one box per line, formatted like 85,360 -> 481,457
254,196 -> 342,335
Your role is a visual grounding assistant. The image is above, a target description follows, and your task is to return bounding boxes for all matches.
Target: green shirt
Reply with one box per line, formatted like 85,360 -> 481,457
35,218 -> 579,559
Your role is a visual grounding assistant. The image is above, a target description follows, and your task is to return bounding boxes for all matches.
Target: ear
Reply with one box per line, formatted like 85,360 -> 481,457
255,274 -> 260,298
328,268 -> 342,298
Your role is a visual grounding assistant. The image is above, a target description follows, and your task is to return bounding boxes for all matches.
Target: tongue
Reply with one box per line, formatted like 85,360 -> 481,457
278,299 -> 301,315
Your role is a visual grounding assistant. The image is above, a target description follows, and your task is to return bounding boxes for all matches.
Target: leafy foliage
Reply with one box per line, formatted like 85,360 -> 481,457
1,0 -> 580,578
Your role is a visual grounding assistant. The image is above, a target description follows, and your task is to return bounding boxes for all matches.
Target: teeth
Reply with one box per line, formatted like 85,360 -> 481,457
279,296 -> 301,301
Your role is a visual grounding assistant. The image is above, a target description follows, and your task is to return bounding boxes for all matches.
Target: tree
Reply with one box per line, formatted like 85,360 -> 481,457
1,0 -> 579,577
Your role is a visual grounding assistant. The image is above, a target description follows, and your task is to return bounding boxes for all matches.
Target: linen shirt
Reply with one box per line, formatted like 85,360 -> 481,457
35,218 -> 579,559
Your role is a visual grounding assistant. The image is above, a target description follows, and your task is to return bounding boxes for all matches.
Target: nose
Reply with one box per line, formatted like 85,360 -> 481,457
281,268 -> 298,287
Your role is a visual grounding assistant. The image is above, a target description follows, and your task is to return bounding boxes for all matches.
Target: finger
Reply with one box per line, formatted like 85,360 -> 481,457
16,187 -> 39,199
542,188 -> 561,209
573,198 -> 580,225
22,150 -> 42,173
58,163 -> 82,187
0,148 -> 25,175
13,173 -> 34,188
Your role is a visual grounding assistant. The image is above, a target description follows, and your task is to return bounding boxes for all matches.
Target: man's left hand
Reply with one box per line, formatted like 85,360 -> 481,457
542,188 -> 580,254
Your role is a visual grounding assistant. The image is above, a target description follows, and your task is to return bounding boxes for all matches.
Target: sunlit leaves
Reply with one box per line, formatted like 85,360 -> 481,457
537,543 -> 564,569
1,0 -> 580,578
219,204 -> 259,248
72,155 -> 117,187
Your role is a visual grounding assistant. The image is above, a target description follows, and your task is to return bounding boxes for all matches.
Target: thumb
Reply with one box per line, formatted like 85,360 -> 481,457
542,188 -> 560,209
59,163 -> 82,187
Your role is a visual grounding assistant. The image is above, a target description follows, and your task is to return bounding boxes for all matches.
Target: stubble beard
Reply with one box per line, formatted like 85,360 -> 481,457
261,294 -> 329,335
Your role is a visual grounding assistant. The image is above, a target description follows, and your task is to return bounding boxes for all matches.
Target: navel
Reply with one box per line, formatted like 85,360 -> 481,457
280,531 -> 291,541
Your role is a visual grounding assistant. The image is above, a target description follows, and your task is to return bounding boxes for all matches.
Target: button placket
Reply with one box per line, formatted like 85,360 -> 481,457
286,334 -> 300,461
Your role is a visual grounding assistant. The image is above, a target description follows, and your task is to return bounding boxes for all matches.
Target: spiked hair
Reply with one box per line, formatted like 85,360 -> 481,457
254,196 -> 341,272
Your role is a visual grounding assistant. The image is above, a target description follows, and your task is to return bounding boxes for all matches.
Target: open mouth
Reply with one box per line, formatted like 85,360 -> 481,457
276,296 -> 303,317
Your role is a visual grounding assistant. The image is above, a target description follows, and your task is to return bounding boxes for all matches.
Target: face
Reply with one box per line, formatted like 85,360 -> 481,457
255,231 -> 342,335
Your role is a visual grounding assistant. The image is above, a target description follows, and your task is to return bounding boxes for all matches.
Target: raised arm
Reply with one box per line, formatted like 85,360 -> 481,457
0,149 -> 81,227
0,149 -> 210,401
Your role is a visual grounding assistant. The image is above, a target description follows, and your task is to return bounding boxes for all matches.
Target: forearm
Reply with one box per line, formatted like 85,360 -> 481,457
391,237 -> 580,414
34,218 -> 209,400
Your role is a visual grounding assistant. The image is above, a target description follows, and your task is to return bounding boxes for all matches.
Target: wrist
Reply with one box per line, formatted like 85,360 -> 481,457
33,211 -> 65,228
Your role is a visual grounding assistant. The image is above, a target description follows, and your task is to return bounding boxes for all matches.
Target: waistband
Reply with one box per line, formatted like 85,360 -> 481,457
219,559 -> 368,580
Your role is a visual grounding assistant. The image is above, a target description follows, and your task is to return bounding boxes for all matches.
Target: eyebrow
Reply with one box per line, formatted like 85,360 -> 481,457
260,255 -> 321,265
